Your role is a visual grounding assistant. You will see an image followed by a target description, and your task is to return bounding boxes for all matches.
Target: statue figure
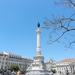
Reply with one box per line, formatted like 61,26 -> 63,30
37,22 -> 40,27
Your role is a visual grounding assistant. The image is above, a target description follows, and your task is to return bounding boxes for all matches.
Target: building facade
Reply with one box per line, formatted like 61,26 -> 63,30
0,51 -> 75,74
56,58 -> 75,74
45,58 -> 75,74
0,51 -> 33,71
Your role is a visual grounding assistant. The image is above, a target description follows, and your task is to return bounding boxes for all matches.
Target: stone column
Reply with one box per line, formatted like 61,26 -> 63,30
36,23 -> 41,56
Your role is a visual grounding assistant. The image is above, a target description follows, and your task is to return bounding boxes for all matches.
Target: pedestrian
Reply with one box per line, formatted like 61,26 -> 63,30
16,70 -> 21,75
66,72 -> 69,75
10,70 -> 15,75
60,71 -> 61,74
0,71 -> 2,75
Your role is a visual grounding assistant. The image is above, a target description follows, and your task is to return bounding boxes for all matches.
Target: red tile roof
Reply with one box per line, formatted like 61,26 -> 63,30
59,58 -> 75,62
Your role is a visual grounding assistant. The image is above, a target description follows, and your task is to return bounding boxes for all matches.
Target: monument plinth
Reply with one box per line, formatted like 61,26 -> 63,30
25,23 -> 52,75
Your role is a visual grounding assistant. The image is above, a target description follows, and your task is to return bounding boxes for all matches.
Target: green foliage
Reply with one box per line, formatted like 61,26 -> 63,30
73,71 -> 75,74
51,69 -> 57,73
9,64 -> 19,71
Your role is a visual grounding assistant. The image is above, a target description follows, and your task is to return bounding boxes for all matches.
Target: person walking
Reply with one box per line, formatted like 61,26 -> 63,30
10,70 -> 15,75
16,70 -> 21,75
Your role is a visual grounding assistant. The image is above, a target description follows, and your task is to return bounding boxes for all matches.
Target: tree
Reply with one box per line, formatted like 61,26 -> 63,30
43,0 -> 75,49
51,69 -> 57,73
9,64 -> 19,71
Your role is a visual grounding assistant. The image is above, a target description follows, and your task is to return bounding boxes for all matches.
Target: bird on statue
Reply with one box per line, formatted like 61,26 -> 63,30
37,22 -> 40,27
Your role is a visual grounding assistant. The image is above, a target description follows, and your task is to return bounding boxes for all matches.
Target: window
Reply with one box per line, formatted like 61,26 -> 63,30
5,62 -> 7,64
6,58 -> 8,60
64,67 -> 65,70
1,66 -> 3,69
62,68 -> 63,70
2,62 -> 4,64
5,66 -> 7,69
3,58 -> 4,60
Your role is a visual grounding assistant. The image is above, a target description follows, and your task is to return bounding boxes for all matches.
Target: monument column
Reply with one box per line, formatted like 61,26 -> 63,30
36,22 -> 41,56
25,22 -> 51,75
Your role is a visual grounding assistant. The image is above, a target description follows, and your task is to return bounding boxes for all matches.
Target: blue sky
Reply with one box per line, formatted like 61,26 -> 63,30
0,0 -> 75,62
